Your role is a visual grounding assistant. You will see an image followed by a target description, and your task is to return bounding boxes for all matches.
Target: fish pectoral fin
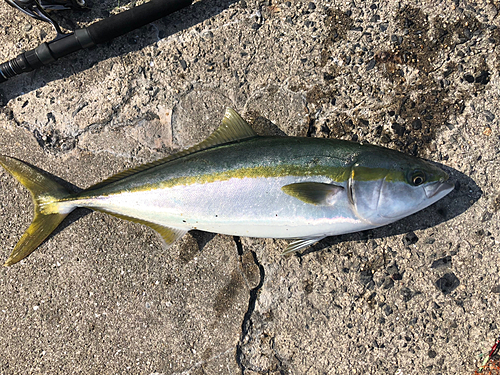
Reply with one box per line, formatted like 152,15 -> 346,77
282,237 -> 325,255
281,182 -> 344,205
94,211 -> 187,247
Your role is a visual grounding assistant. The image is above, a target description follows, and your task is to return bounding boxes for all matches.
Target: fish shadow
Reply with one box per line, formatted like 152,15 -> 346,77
299,165 -> 482,256
0,0 -> 238,102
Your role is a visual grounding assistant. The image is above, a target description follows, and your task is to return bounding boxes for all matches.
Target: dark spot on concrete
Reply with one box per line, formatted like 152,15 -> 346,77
412,118 -> 422,130
386,263 -> 399,276
306,84 -> 337,106
481,211 -> 493,222
267,85 -> 279,95
428,349 -> 437,358
366,59 -> 376,70
144,111 -> 160,121
391,273 -> 402,281
383,304 -> 393,316
213,269 -> 244,317
435,272 -> 460,294
179,59 -> 187,70
320,9 -> 353,66
424,237 -> 435,245
403,231 -> 419,246
430,256 -> 452,269
464,74 -> 475,83
34,129 -> 77,153
391,122 -> 405,136
400,287 -> 414,302
382,277 -> 394,289
303,280 -> 314,294
369,6 -> 482,155
359,269 -> 373,286
475,71 -> 490,84
491,285 -> 500,293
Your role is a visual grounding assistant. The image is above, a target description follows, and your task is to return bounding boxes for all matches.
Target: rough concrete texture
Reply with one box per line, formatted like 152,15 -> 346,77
0,0 -> 499,373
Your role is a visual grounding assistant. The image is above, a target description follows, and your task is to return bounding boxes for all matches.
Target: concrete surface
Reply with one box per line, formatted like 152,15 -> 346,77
0,0 -> 499,374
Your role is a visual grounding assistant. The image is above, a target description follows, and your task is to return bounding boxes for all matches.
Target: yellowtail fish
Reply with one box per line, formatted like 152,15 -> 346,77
0,108 -> 454,266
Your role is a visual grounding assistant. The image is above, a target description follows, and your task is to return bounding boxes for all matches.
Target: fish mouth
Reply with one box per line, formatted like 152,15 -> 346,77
424,180 -> 455,199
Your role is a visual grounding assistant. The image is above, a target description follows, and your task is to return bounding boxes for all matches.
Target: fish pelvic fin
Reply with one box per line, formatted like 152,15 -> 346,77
282,237 -> 325,255
0,155 -> 74,266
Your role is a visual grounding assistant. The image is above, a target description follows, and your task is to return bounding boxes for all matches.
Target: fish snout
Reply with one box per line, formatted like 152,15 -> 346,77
424,180 -> 455,199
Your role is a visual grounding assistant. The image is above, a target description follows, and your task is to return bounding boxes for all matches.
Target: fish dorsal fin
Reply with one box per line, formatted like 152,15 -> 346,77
282,182 -> 344,205
209,107 -> 258,143
88,108 -> 257,191
94,210 -> 187,247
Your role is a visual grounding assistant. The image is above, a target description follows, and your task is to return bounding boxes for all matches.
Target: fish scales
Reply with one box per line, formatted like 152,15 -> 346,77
0,108 -> 454,266
67,137 -> 364,239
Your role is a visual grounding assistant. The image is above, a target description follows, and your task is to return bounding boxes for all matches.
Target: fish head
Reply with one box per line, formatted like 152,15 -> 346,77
349,148 -> 454,226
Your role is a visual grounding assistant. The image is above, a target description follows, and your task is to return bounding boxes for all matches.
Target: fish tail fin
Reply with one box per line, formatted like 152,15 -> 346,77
0,155 -> 75,266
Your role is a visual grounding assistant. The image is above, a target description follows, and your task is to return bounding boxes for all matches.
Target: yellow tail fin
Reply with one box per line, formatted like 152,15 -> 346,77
0,155 -> 73,266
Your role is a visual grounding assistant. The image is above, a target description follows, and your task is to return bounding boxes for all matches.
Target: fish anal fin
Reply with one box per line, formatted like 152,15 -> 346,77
282,182 -> 344,205
148,223 -> 187,246
87,108 -> 257,191
95,210 -> 187,247
282,237 -> 325,255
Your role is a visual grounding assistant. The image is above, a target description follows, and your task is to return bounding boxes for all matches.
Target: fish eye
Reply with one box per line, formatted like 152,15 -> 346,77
410,170 -> 426,186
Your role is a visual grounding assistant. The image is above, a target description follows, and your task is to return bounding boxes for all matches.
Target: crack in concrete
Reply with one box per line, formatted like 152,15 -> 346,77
233,236 -> 265,374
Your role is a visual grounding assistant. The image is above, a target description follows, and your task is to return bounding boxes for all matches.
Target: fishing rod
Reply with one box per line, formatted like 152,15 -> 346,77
0,0 -> 193,83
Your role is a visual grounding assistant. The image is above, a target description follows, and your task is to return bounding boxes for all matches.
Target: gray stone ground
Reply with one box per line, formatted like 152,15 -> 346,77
0,0 -> 499,373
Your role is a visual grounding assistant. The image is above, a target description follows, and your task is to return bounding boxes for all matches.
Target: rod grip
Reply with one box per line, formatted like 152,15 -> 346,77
0,0 -> 193,83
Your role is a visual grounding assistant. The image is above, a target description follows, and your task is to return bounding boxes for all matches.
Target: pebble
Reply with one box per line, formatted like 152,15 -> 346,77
402,232 -> 419,246
412,119 -> 422,130
382,277 -> 394,289
366,59 -> 376,71
383,305 -> 393,316
463,74 -> 474,83
400,287 -> 413,302
179,59 -> 187,71
435,272 -> 460,294
483,110 -> 495,122
475,71 -> 490,84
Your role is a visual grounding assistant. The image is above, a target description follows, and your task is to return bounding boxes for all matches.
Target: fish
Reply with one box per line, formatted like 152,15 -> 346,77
0,108 -> 454,266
